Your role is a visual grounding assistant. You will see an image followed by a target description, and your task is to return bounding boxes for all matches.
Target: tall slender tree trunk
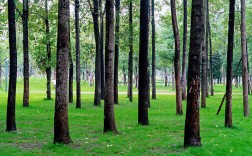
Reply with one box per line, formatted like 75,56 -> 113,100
69,39 -> 73,103
208,17 -> 214,96
241,0 -> 249,117
151,0 -> 156,100
184,0 -> 203,147
45,0 -> 51,100
93,0 -> 101,106
165,69 -> 168,87
128,0 -> 133,102
201,0 -> 207,108
104,0 -> 118,133
75,0 -> 81,108
138,0 -> 150,125
100,0 -> 105,100
171,0 -> 183,115
23,0 -> 29,107
54,0 -> 71,144
114,0 -> 120,104
205,0 -> 209,97
225,0 -> 235,128
172,62 -> 175,90
6,0 -> 17,132
181,0 -> 187,101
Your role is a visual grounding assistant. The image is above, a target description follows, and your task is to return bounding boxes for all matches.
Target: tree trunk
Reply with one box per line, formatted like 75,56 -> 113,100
138,0 -> 149,125
241,0 -> 249,117
104,0 -> 118,133
151,0 -> 156,100
93,0 -> 101,106
184,0 -> 203,147
100,0 -> 105,100
208,16 -> 214,96
45,0 -> 51,100
165,69 -> 168,87
6,0 -> 17,132
225,0 -> 235,127
172,63 -> 175,90
114,0 -> 120,104
68,39 -> 73,104
201,0 -> 207,108
128,0 -> 133,102
75,0 -> 81,108
23,0 -> 29,107
54,0 -> 71,144
206,0 -> 209,97
171,0 -> 183,115
181,0 -> 187,101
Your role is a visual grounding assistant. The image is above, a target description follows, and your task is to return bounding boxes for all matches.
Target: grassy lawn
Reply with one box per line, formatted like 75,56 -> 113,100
0,78 -> 252,155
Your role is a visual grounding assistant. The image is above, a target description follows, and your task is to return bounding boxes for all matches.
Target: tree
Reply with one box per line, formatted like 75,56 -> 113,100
45,0 -> 52,100
128,0 -> 133,102
181,0 -> 187,100
201,0 -> 207,108
75,0 -> 81,108
171,0 -> 182,115
92,0 -> 102,106
225,0 -> 235,128
138,0 -> 149,125
22,0 -> 29,107
104,0 -> 117,133
114,0 -> 120,104
241,0 -> 249,116
6,0 -> 17,132
100,0 -> 105,100
69,38 -> 73,103
184,0 -> 203,147
151,0 -> 156,100
54,0 -> 71,144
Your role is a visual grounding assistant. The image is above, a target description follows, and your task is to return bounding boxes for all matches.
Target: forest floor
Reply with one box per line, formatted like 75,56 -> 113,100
0,78 -> 252,155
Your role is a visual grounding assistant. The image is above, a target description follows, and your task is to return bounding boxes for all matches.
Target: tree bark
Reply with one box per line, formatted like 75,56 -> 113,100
114,0 -> 120,104
184,0 -> 203,147
100,0 -> 105,100
181,0 -> 187,100
241,0 -> 249,117
45,0 -> 52,100
6,0 -> 17,132
104,0 -> 118,133
128,0 -> 133,102
165,69 -> 168,87
225,0 -> 235,127
208,17 -> 214,96
201,0 -> 207,108
138,0 -> 150,125
23,0 -> 29,107
171,0 -> 183,115
68,38 -> 73,103
93,0 -> 101,106
54,0 -> 71,144
75,0 -> 81,108
151,0 -> 156,100
205,0 -> 209,97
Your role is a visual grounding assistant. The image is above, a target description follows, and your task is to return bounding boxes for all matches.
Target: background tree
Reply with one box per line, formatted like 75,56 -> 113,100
6,0 -> 17,132
114,0 -> 120,104
75,0 -> 81,108
241,0 -> 249,116
184,0 -> 203,147
104,0 -> 118,133
138,0 -> 149,125
181,0 -> 187,100
171,0 -> 182,115
68,37 -> 73,103
54,0 -> 71,144
128,0 -> 133,102
151,0 -> 156,99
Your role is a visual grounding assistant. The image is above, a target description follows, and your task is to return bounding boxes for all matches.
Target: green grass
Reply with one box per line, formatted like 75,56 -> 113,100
0,78 -> 251,155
